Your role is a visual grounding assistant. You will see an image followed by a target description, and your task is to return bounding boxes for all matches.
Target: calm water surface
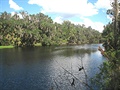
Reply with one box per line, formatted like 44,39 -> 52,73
0,44 -> 106,90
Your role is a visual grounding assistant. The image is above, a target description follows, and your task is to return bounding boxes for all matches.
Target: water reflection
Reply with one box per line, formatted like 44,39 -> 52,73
54,45 -> 97,57
0,44 -> 105,90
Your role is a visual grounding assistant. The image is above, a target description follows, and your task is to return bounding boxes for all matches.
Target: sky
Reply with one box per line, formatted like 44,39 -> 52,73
0,0 -> 112,32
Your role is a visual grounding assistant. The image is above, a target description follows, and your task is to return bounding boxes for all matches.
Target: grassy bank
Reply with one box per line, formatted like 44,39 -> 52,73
0,43 -> 42,49
34,43 -> 42,47
0,44 -> 41,49
0,46 -> 14,49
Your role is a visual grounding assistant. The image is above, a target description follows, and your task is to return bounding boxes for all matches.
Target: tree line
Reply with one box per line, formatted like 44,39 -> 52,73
92,1 -> 120,88
0,11 -> 102,47
97,21 -> 120,90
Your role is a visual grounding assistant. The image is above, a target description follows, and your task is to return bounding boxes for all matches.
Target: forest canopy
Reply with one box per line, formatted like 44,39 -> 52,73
0,11 -> 102,47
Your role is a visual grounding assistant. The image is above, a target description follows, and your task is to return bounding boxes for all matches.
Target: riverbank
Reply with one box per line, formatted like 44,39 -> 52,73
0,43 -> 102,49
0,43 -> 42,49
0,46 -> 14,49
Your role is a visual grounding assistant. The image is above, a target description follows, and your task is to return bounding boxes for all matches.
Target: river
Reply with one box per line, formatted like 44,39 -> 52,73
0,44 -> 106,90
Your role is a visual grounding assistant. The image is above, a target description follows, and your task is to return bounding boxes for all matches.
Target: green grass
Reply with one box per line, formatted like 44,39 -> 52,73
34,43 -> 42,47
0,44 -> 41,49
0,46 -> 14,49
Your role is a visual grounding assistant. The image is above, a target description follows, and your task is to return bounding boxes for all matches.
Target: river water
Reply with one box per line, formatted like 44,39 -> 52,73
0,44 -> 106,90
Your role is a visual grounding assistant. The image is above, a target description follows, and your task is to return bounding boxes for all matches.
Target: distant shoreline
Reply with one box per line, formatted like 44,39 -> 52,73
0,43 -> 102,49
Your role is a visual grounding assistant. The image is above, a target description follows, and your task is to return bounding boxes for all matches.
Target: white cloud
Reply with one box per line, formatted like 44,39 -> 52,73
53,16 -> 104,32
28,0 -> 98,17
81,18 -> 104,32
95,0 -> 112,9
107,15 -> 113,22
70,18 -> 104,33
53,16 -> 63,24
85,19 -> 104,32
27,0 -> 110,32
11,12 -> 23,19
9,0 -> 23,10
11,12 -> 16,16
93,22 -> 104,32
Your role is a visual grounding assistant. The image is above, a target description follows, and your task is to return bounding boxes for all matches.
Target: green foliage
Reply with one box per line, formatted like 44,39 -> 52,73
0,11 -> 102,47
92,17 -> 120,90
